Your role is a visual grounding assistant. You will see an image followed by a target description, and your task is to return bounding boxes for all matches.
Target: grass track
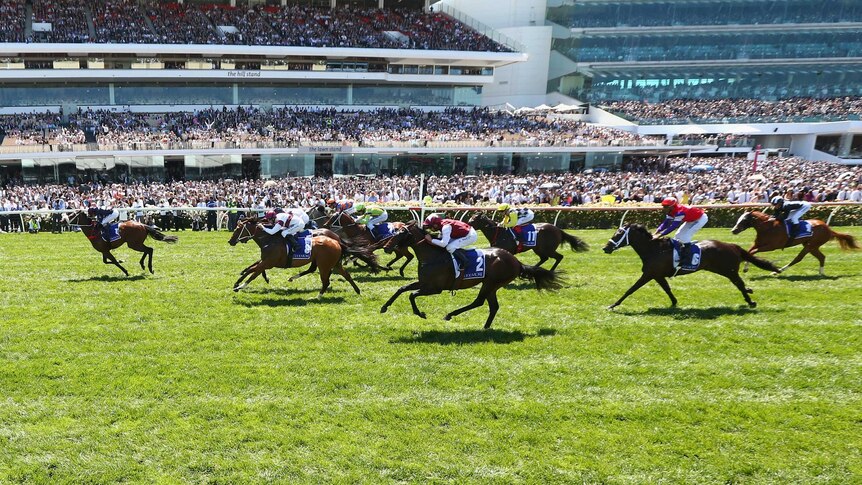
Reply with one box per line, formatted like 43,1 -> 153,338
1,227 -> 861,483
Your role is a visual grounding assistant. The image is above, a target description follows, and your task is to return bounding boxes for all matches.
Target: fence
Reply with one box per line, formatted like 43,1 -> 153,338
2,203 -> 860,233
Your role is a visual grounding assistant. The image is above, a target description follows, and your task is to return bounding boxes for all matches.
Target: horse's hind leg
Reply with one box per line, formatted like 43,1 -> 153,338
809,246 -> 827,276
608,274 -> 652,310
777,247 -> 810,274
317,266 -> 332,298
484,291 -> 500,329
654,277 -> 678,307
444,288 -> 487,322
102,252 -> 129,276
726,272 -> 756,308
381,281 -> 421,314
289,262 -> 317,282
549,251 -> 564,272
398,251 -> 414,277
335,263 -> 361,295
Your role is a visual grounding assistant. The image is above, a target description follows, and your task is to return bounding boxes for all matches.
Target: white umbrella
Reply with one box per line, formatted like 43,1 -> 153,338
513,107 -> 535,114
534,104 -> 553,111
540,182 -> 561,189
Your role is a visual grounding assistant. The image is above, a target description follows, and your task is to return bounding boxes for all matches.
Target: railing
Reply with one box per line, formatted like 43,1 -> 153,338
434,3 -> 526,53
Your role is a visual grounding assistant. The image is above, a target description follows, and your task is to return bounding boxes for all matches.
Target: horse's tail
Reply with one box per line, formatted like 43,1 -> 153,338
737,246 -> 779,272
830,230 -> 861,251
146,225 -> 178,243
341,242 -> 387,272
518,263 -> 565,291
559,230 -> 589,252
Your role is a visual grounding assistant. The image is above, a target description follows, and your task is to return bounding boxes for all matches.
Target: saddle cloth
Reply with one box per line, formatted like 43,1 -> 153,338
450,248 -> 486,280
784,220 -> 813,239
371,223 -> 396,241
670,239 -> 702,271
288,230 -> 313,260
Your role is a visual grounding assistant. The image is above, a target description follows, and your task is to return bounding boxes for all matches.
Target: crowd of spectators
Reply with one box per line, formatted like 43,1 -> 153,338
32,0 -> 90,43
7,1 -> 510,52
602,97 -> 862,124
1,155 -> 860,233
2,107 -> 658,148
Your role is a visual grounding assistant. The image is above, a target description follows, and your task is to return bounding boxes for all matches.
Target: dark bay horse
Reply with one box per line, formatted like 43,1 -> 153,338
603,224 -> 780,309
468,213 -> 588,270
228,218 -> 378,296
68,210 -> 178,275
323,211 -> 414,276
380,223 -> 564,328
731,211 -> 860,275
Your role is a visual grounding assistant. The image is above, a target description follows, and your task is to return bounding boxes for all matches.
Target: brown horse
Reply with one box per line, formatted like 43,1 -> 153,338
603,224 -> 780,309
228,217 -> 378,296
68,210 -> 178,275
323,211 -> 414,276
380,223 -> 564,329
469,213 -> 589,270
731,210 -> 860,275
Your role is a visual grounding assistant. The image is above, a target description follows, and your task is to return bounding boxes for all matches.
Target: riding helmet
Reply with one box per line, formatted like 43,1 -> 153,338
660,197 -> 677,207
770,196 -> 784,206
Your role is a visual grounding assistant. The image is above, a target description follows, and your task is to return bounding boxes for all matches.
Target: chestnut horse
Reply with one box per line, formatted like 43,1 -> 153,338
731,210 -> 860,275
228,217 -> 379,296
380,223 -> 564,328
68,210 -> 177,275
323,211 -> 414,276
469,213 -> 589,270
603,224 -> 780,309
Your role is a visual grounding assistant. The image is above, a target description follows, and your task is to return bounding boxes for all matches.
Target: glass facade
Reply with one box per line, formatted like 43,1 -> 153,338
0,83 -> 484,107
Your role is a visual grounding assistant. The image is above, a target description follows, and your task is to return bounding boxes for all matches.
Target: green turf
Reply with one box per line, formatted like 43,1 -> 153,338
0,227 -> 860,483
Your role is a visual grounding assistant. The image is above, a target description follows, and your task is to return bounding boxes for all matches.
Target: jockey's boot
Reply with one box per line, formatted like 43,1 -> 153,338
679,243 -> 690,267
285,234 -> 299,266
452,249 -> 469,291
789,223 -> 799,238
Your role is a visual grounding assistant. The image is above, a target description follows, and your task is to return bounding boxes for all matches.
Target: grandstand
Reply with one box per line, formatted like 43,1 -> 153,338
0,0 -> 860,184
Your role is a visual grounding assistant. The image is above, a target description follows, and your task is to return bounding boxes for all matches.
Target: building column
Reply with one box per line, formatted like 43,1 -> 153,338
232,83 -> 239,105
379,0 -> 384,8
838,133 -> 853,158
330,0 -> 336,9
346,84 -> 353,105
109,83 -> 115,105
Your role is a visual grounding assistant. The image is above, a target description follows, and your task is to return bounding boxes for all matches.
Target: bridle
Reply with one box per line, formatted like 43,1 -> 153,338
606,226 -> 631,250
234,220 -> 255,243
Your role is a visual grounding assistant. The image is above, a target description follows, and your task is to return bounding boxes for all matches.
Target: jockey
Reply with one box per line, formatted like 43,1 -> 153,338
285,207 -> 312,229
423,213 -> 478,288
771,197 -> 811,237
653,197 -> 708,266
329,198 -> 356,215
262,209 -> 305,264
355,203 -> 388,234
497,203 -> 534,236
88,206 -> 119,241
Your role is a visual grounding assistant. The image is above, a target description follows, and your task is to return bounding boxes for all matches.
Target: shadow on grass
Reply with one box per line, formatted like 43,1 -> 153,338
67,274 -> 147,282
234,295 -> 346,307
749,273 -> 840,282
392,327 -> 557,345
354,273 -> 411,283
618,306 -> 760,320
239,286 -> 321,296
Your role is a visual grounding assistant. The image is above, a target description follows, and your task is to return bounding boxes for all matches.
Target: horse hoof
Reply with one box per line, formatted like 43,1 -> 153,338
771,271 -> 781,276
418,312 -> 426,319
749,301 -> 757,308
607,305 -> 617,311
380,306 -> 388,314
233,287 -> 240,292
746,288 -> 754,294
443,314 -> 452,321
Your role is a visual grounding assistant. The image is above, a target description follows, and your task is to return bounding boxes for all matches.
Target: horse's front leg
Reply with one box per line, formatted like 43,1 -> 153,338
408,287 -> 443,319
654,277 -> 677,307
380,281 -> 421,314
102,251 -> 129,276
743,246 -> 760,273
608,274 -> 652,310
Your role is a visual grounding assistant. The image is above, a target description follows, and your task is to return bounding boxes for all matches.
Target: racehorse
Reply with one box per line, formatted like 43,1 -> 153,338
469,213 -> 589,270
68,210 -> 178,275
323,211 -> 414,276
731,210 -> 860,275
603,224 -> 780,309
380,223 -> 564,329
228,217 -> 379,296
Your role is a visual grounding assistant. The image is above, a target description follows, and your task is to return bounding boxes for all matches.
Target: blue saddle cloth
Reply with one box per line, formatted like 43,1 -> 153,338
670,240 -> 702,271
102,223 -> 121,242
289,230 -> 313,260
515,224 -> 538,247
371,223 -> 396,241
784,220 -> 813,239
451,248 -> 486,280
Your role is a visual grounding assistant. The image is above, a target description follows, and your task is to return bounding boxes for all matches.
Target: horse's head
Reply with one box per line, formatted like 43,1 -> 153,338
229,217 -> 257,246
382,221 -> 421,253
731,212 -> 754,235
67,210 -> 91,227
603,224 -> 651,253
468,213 -> 492,228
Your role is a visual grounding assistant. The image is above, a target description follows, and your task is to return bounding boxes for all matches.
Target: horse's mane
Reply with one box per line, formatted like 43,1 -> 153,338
626,223 -> 672,249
